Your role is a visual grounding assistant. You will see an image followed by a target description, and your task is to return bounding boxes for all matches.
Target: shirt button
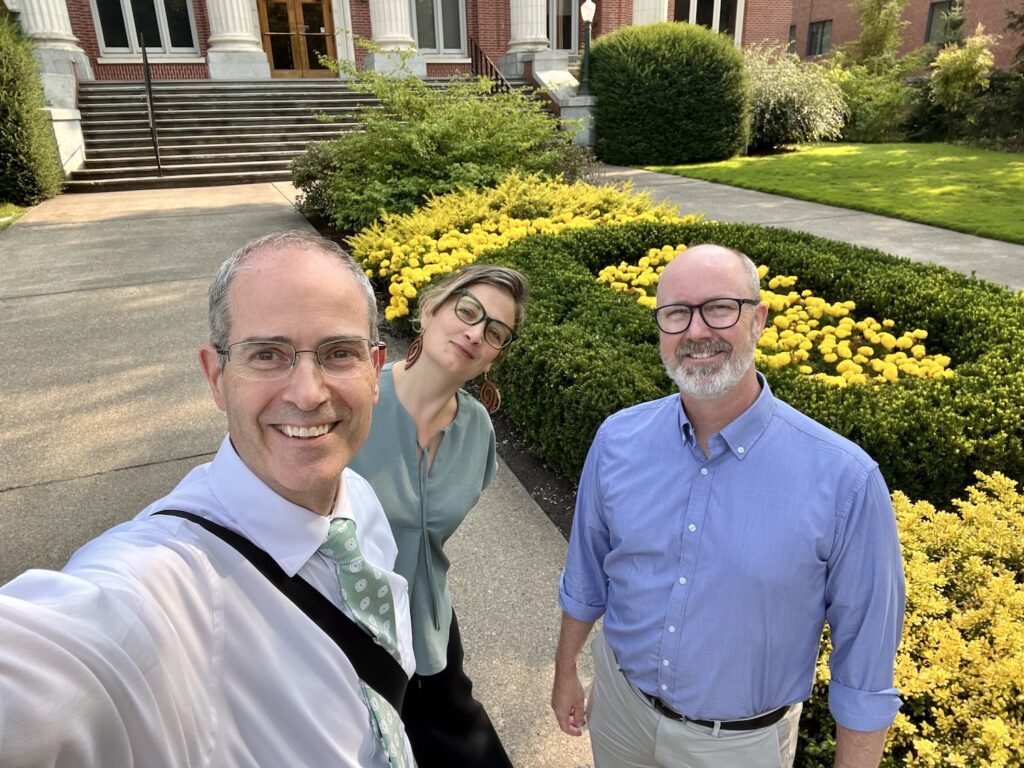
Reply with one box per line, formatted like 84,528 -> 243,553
663,659 -> 670,667
737,446 -> 745,454
688,524 -> 696,532
669,625 -> 676,633
678,577 -> 686,585
661,684 -> 668,691
700,468 -> 709,476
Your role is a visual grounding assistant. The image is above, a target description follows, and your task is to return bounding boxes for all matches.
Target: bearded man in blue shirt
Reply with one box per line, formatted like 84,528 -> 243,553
551,244 -> 905,768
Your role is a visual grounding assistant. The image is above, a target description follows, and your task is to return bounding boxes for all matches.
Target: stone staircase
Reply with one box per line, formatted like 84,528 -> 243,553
66,80 -> 379,193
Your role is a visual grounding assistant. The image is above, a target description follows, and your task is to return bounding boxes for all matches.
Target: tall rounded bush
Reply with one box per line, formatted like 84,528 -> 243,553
744,44 -> 846,153
590,22 -> 749,164
0,18 -> 62,205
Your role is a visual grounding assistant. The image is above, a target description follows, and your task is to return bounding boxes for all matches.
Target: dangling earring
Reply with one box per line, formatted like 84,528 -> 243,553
478,372 -> 501,415
405,335 -> 423,369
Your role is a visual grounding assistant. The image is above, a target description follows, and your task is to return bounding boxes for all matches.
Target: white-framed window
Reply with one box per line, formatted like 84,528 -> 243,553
674,0 -> 742,44
90,0 -> 198,54
548,0 -> 577,52
925,1 -> 955,44
412,0 -> 466,54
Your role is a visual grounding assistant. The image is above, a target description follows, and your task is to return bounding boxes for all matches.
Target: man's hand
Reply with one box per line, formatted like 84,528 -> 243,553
551,613 -> 596,736
834,724 -> 888,768
552,668 -> 588,736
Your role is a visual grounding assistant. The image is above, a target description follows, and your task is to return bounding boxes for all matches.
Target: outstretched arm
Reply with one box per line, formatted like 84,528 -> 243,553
551,612 -> 596,736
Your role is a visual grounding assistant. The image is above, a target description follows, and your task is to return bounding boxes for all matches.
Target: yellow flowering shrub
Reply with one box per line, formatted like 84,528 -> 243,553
348,172 -> 694,321
596,245 -> 954,386
809,473 -> 1024,767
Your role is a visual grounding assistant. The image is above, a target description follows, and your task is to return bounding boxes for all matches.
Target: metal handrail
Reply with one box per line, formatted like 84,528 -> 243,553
139,33 -> 163,176
469,37 -> 513,94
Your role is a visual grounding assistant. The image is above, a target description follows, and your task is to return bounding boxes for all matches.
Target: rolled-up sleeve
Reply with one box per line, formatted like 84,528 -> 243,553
558,427 -> 611,623
826,466 -> 906,731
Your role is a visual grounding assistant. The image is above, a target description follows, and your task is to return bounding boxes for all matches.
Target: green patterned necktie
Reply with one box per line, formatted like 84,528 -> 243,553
320,517 -> 410,768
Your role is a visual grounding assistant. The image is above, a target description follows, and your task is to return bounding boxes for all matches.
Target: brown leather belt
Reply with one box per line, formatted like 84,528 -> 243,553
643,693 -> 789,731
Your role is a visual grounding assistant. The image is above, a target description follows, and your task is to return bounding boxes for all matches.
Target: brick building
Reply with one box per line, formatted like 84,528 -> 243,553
7,0 -> 1019,95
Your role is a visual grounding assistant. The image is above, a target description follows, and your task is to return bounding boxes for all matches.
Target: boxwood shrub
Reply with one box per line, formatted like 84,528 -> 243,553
589,22 -> 749,165
486,221 -> 1024,508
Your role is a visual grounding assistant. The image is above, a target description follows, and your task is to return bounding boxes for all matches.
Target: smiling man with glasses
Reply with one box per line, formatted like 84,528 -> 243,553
0,231 -> 416,766
553,244 -> 906,768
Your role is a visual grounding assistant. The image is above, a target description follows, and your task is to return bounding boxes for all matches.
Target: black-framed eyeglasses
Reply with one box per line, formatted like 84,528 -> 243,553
216,338 -> 386,380
651,298 -> 759,334
452,289 -> 517,350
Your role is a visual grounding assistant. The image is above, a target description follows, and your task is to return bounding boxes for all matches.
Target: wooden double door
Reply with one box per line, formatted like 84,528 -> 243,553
258,0 -> 336,77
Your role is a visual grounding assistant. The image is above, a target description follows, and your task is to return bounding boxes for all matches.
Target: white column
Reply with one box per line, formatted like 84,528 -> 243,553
19,0 -> 93,107
507,0 -> 548,52
206,0 -> 271,79
368,0 -> 415,49
632,0 -> 667,25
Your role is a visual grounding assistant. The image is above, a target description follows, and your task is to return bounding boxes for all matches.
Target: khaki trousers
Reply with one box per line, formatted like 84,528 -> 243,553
588,631 -> 801,768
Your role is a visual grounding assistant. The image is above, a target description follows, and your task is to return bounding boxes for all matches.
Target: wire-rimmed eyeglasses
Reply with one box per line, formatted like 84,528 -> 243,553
452,289 -> 516,350
217,338 -> 385,380
651,298 -> 759,335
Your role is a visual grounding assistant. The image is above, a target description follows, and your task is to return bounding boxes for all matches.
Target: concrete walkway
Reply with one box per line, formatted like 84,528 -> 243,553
594,164 -> 1024,291
0,173 -> 1020,767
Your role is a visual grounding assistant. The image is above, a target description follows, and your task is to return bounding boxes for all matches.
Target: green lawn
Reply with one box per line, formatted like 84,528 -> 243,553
649,143 -> 1024,245
0,203 -> 26,233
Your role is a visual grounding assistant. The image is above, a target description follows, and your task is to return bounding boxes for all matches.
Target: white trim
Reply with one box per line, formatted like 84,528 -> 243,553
734,0 -> 745,45
88,0 -> 200,55
547,0 -> 577,53
97,55 -> 206,63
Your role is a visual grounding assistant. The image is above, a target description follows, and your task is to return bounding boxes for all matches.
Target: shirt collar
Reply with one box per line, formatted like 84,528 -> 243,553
207,436 -> 340,576
674,373 -> 776,460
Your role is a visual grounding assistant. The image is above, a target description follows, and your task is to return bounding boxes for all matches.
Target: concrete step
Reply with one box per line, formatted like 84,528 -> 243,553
86,140 -> 317,160
65,169 -> 293,193
84,149 -> 301,169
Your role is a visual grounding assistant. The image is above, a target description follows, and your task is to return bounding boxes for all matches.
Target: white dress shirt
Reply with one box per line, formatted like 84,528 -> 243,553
0,436 -> 415,767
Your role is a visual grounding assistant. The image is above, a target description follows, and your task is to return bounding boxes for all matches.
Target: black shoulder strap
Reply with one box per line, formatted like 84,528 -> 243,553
153,509 -> 407,711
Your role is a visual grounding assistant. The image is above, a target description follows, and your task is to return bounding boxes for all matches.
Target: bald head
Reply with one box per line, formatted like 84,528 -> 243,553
657,244 -> 761,306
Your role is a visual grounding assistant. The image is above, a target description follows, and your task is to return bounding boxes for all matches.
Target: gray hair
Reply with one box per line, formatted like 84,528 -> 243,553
730,247 -> 763,302
208,231 -> 378,351
416,264 -> 530,331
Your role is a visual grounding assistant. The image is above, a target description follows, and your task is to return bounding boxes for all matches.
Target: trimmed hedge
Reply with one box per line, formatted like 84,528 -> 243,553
589,22 -> 749,165
0,18 -> 62,205
486,221 -> 1024,507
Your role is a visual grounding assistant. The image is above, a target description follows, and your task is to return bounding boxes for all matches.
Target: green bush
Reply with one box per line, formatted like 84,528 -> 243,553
0,18 -> 62,205
743,44 -> 846,153
589,22 -> 748,165
483,221 -> 1024,508
290,56 -> 588,233
829,62 -> 911,142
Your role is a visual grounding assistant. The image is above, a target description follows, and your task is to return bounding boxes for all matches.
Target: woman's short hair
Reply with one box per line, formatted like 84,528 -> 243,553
416,264 -> 530,332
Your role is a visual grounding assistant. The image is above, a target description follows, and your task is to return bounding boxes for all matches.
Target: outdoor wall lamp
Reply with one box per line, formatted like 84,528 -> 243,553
579,0 -> 596,95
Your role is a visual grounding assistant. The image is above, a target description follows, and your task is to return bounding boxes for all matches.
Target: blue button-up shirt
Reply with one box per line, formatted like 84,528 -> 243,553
559,377 -> 904,731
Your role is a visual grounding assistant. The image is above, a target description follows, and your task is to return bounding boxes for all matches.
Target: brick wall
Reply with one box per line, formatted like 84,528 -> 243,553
792,0 -> 1023,69
594,0 -> 632,37
471,0 -> 511,62
426,62 -> 473,75
742,0 -> 791,46
349,0 -> 372,68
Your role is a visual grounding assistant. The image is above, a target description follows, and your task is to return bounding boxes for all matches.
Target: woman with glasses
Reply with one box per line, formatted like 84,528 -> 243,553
350,264 -> 528,768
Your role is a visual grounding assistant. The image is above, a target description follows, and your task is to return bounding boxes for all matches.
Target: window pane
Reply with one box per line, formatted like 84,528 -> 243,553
719,0 -> 736,35
674,0 -> 690,22
926,1 -> 953,44
270,35 -> 294,68
551,0 -> 571,49
163,0 -> 194,47
440,0 -> 460,50
306,34 -> 329,68
266,1 -> 289,33
96,0 -> 129,47
415,0 -> 437,50
302,1 -> 324,33
695,0 -> 713,28
130,0 -> 161,47
807,19 -> 832,55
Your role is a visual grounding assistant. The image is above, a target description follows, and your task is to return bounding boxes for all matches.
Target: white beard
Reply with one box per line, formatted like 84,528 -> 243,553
661,326 -> 757,400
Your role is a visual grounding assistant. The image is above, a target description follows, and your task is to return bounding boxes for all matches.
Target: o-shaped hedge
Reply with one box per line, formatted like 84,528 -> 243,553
488,221 -> 1024,507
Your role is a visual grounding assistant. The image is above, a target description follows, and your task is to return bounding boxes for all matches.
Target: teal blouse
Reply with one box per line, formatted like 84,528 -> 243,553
350,364 -> 497,675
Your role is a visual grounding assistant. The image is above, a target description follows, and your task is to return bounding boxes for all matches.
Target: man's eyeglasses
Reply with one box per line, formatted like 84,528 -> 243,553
217,338 -> 385,380
651,298 -> 759,335
452,289 -> 516,350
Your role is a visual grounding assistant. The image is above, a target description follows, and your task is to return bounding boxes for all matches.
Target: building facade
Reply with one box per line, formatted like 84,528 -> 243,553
7,0 -> 1020,98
